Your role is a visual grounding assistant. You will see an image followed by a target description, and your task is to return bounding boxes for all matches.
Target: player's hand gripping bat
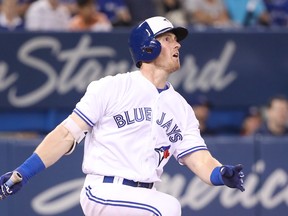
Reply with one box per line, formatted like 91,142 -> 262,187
0,171 -> 23,200
4,171 -> 23,187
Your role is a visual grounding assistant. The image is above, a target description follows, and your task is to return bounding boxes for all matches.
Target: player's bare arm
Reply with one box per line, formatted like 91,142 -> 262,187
0,112 -> 90,201
182,150 -> 244,191
181,150 -> 222,185
35,112 -> 90,167
34,123 -> 74,168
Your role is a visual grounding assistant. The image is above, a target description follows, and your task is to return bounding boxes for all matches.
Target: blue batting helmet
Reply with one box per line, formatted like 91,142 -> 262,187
128,16 -> 188,68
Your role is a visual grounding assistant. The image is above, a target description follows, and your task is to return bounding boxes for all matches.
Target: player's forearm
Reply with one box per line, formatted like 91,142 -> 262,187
183,151 -> 245,191
6,124 -> 75,186
182,150 -> 222,185
34,124 -> 74,168
199,157 -> 223,185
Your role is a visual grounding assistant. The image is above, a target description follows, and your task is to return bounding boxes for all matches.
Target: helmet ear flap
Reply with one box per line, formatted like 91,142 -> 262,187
141,38 -> 161,61
128,20 -> 163,68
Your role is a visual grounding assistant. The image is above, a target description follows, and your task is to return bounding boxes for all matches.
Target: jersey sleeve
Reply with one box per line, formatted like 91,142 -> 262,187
73,76 -> 115,127
173,102 -> 208,164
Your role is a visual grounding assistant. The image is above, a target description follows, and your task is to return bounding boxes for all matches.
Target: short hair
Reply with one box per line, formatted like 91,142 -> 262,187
77,0 -> 93,7
267,95 -> 288,108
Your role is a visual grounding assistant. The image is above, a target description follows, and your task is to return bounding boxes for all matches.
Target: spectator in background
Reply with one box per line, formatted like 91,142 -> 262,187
263,0 -> 288,27
254,95 -> 288,136
18,0 -> 37,17
224,0 -> 270,27
25,0 -> 71,31
56,0 -> 132,26
240,106 -> 262,136
124,0 -> 158,25
69,0 -> 112,32
182,0 -> 233,28
0,0 -> 37,19
191,96 -> 215,136
17,0 -> 37,19
97,0 -> 132,27
59,0 -> 79,15
156,0 -> 188,26
0,0 -> 25,31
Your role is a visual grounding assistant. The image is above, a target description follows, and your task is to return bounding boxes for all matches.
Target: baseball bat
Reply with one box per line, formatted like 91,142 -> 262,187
4,171 -> 23,187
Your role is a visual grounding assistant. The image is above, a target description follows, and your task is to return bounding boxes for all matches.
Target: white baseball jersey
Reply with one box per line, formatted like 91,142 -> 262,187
74,70 -> 207,183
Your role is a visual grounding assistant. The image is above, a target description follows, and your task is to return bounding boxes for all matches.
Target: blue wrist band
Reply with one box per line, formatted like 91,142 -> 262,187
210,166 -> 224,186
16,153 -> 46,184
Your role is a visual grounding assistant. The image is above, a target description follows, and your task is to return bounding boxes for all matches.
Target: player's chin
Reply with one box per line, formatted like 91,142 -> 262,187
166,59 -> 180,73
174,58 -> 181,68
171,63 -> 181,72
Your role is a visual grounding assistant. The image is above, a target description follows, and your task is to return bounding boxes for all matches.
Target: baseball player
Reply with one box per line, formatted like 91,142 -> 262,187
0,16 -> 245,216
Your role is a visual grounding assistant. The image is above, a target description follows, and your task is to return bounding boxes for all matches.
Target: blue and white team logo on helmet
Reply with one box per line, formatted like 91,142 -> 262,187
128,16 -> 188,68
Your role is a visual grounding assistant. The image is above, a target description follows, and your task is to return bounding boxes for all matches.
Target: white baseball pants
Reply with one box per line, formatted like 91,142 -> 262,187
80,175 -> 181,216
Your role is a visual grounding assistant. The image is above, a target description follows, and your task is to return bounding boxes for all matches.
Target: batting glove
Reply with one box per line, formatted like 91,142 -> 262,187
220,164 -> 245,192
0,172 -> 23,200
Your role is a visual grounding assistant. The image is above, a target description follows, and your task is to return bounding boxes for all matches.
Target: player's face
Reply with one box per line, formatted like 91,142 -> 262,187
154,32 -> 181,73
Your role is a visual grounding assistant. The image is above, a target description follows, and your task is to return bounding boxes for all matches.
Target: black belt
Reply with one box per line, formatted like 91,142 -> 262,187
103,176 -> 154,189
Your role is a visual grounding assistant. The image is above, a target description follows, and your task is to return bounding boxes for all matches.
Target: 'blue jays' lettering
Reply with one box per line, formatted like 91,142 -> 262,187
114,108 -> 183,143
113,107 -> 152,128
156,112 -> 183,143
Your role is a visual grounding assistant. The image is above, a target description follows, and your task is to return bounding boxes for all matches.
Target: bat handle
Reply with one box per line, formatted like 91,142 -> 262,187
4,171 -> 23,187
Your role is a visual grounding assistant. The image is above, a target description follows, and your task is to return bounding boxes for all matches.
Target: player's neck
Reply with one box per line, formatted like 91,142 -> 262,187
140,67 -> 169,89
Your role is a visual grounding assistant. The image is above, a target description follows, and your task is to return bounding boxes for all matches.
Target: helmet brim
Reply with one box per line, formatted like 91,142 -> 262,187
155,27 -> 188,42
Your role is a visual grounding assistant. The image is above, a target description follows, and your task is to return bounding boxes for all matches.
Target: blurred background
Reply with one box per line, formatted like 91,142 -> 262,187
0,0 -> 288,215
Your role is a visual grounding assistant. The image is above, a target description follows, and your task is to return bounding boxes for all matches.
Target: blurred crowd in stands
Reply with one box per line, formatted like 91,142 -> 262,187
191,94 -> 288,137
0,0 -> 288,32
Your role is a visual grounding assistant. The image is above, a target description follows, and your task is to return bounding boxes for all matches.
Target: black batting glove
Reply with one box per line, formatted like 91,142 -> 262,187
220,164 -> 245,192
